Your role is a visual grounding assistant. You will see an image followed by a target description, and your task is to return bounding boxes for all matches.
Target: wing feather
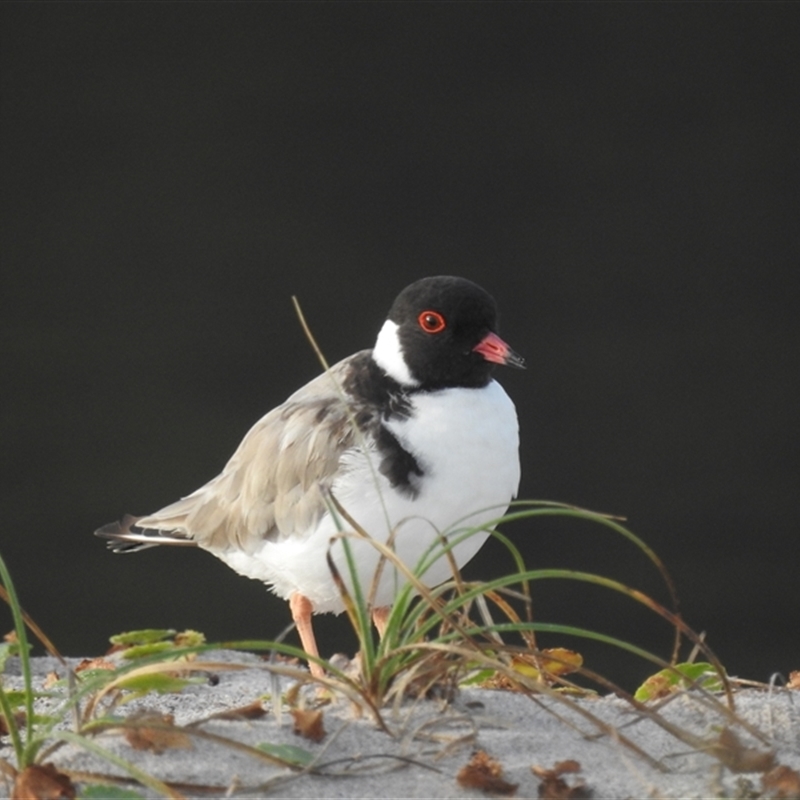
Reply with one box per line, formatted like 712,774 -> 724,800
134,353 -> 369,552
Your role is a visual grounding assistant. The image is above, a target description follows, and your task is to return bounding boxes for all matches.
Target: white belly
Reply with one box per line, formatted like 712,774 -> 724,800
214,380 -> 520,613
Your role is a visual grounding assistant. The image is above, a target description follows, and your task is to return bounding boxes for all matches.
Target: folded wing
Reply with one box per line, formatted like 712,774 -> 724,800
96,354 -> 370,554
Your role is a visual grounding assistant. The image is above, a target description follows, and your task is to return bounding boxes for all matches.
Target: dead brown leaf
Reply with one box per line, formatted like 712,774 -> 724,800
551,760 -> 581,774
762,764 -> 800,799
123,710 -> 193,754
291,708 -> 326,742
532,760 -> 591,799
707,728 -> 775,773
786,671 -> 800,690
457,750 -> 518,796
12,763 -> 75,800
392,652 -> 460,702
202,699 -> 267,722
75,657 -> 116,673
4,630 -> 19,644
42,672 -> 60,690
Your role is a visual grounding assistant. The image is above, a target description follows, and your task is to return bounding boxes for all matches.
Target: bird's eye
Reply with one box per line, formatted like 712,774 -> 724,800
418,310 -> 446,333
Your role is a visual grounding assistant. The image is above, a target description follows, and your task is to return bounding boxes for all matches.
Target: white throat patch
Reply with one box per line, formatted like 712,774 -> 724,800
372,320 -> 419,386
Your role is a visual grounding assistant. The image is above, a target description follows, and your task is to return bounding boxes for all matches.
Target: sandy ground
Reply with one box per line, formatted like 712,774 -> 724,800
3,650 -> 800,799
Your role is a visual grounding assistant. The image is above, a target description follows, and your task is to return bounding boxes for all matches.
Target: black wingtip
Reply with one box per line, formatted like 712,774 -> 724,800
94,513 -> 138,534
94,515 -> 196,552
94,514 -> 152,552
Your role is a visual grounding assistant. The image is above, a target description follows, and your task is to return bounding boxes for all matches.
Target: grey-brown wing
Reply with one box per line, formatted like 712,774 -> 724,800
132,354 -> 369,553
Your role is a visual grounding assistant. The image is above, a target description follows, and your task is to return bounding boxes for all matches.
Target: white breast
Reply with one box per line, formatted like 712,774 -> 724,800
215,380 -> 520,613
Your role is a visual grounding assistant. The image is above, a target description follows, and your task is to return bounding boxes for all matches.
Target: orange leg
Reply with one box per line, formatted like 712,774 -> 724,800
372,605 -> 391,639
289,592 -> 325,679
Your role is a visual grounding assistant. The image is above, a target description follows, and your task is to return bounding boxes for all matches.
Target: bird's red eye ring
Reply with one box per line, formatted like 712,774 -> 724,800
418,310 -> 447,333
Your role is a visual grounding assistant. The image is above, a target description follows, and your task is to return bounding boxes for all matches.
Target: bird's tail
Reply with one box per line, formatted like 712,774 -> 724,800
94,514 -> 197,553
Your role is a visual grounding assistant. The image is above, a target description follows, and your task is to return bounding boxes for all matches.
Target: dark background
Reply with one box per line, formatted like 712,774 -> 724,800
2,3 -> 798,690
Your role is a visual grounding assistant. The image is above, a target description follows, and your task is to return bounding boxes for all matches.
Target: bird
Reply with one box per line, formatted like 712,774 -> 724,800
96,275 -> 524,678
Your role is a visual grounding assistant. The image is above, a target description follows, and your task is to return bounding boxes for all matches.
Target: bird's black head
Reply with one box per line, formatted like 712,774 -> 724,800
373,275 -> 524,390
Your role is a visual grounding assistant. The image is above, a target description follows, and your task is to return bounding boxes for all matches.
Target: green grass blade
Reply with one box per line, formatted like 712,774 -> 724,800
0,550 -> 35,761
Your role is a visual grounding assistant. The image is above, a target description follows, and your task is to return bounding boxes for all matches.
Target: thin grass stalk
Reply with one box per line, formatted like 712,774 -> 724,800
325,538 -> 377,678
291,296 -> 397,540
432,567 -> 730,705
66,643 -> 389,732
400,640 -> 669,771
391,526 -> 508,641
501,503 -> 683,660
0,670 -> 23,770
322,492 -> 473,687
488,569 -> 726,698
485,528 -> 533,624
457,615 -> 738,727
82,716 -> 314,771
0,552 -> 35,763
339,531 -> 491,662
0,585 -> 66,667
411,637 -> 749,772
374,561 -> 730,713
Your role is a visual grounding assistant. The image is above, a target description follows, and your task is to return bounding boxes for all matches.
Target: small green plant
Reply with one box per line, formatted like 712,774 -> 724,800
297,494 -> 769,773
634,661 -> 726,702
319,493 -> 713,695
0,550 -> 192,797
0,551 -> 324,798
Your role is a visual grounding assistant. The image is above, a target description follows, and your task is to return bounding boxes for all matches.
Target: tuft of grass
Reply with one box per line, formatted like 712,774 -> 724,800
0,551 -> 329,798
280,493 -> 778,775
287,296 -> 724,712
319,492 -> 721,703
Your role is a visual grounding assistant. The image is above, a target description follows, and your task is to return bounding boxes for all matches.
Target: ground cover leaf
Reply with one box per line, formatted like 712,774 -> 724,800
122,711 -> 192,754
256,742 -> 314,768
532,760 -> 591,799
117,642 -> 177,660
634,662 -> 724,701
762,764 -> 800,798
114,672 -> 194,697
0,689 -> 29,708
13,763 -> 75,800
108,629 -> 205,660
199,699 -> 266,722
290,708 -> 325,742
511,649 -> 583,680
75,658 -> 116,674
108,630 -> 177,648
172,630 -> 205,647
478,649 -> 583,691
0,639 -> 21,672
457,750 -> 517,796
